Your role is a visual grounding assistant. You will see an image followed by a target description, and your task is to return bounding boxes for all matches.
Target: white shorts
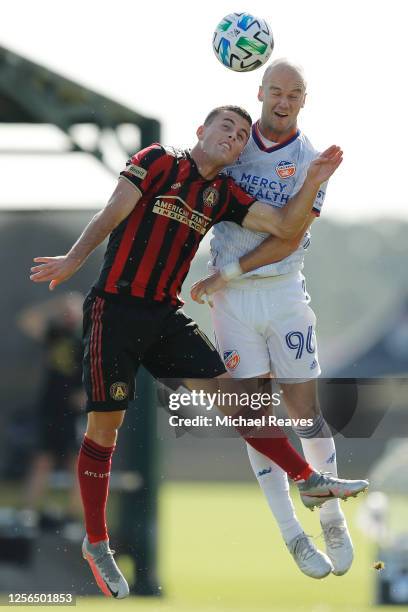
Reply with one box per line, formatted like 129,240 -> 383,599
210,271 -> 321,380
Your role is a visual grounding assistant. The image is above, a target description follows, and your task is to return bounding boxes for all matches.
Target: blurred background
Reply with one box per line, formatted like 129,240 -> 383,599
1,1 -> 408,610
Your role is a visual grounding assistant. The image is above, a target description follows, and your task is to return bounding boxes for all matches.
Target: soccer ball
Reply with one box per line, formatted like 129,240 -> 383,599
212,13 -> 273,72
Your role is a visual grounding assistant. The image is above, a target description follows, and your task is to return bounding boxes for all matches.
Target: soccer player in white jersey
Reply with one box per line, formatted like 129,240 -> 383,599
191,59 -> 353,579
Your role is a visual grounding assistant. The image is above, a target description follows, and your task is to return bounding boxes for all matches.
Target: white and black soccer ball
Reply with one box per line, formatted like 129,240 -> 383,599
212,13 -> 273,72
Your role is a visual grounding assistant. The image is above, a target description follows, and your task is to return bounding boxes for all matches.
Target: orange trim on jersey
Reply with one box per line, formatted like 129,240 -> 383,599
253,121 -> 299,152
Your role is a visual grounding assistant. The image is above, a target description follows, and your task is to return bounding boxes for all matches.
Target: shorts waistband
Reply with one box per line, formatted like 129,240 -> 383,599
227,270 -> 301,289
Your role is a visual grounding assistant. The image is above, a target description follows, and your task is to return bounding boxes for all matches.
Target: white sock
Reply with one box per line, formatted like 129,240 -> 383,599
298,435 -> 345,523
246,443 -> 303,543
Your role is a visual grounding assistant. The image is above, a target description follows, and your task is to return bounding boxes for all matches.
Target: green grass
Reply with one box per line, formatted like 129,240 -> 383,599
3,483 -> 390,611
102,483 -> 383,611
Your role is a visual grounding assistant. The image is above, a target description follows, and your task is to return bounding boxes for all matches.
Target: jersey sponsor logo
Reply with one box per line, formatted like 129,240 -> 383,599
310,359 -> 318,370
227,170 -> 290,204
223,350 -> 240,370
110,382 -> 128,401
326,452 -> 336,464
125,164 -> 147,180
276,160 -> 296,179
153,195 -> 211,236
203,186 -> 219,208
171,182 -> 182,190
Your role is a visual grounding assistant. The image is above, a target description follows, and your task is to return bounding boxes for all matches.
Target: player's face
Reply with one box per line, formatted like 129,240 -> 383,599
258,67 -> 306,137
198,111 -> 250,166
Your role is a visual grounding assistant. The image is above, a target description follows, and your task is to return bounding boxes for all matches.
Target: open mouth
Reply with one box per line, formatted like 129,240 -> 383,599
219,142 -> 231,151
274,111 -> 288,118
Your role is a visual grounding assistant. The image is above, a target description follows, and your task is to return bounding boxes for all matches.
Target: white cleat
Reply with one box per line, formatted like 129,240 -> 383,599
286,532 -> 333,579
82,536 -> 129,599
321,519 -> 354,576
297,471 -> 369,510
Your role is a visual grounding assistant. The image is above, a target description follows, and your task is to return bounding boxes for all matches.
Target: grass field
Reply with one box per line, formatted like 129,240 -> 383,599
87,483 -> 385,612
3,483 -> 394,611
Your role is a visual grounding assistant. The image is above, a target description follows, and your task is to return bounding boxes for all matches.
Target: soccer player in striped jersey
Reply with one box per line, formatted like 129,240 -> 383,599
191,61 -> 355,579
30,105 -> 365,597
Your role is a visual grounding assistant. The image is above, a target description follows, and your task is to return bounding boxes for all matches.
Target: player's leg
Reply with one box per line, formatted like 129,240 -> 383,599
209,289 -> 332,576
79,293 -> 143,598
267,275 -> 355,574
209,289 -> 309,537
279,380 -> 353,575
145,300 -> 312,481
145,305 -> 368,496
280,380 -> 343,520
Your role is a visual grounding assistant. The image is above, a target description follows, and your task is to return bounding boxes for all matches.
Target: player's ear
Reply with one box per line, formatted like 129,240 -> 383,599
196,125 -> 205,140
301,92 -> 307,108
258,86 -> 264,102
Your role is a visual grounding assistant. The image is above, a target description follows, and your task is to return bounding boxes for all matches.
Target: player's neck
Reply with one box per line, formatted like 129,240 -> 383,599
257,120 -> 298,144
190,147 -> 222,180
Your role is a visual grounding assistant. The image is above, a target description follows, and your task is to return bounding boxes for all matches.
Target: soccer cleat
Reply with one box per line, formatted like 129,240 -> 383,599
297,471 -> 369,510
82,536 -> 129,599
321,519 -> 354,576
286,532 -> 333,579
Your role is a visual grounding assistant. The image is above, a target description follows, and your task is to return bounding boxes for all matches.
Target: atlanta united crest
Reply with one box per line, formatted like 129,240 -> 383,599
276,160 -> 296,179
203,186 -> 219,208
110,382 -> 128,401
223,350 -> 240,370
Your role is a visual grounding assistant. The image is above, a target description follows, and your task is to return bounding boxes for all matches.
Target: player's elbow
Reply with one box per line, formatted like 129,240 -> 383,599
265,221 -> 297,240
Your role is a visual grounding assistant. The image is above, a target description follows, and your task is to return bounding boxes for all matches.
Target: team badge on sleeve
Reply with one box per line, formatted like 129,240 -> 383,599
223,350 -> 240,370
276,160 -> 296,179
125,164 -> 147,180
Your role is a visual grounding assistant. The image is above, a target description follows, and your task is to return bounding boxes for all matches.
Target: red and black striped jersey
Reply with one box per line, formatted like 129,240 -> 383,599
94,144 -> 255,305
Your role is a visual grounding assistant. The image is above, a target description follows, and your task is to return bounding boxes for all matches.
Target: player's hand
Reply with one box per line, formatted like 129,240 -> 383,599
190,272 -> 227,307
29,255 -> 81,291
306,145 -> 343,185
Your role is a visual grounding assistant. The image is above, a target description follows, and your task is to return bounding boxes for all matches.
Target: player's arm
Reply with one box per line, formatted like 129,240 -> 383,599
191,215 -> 314,304
30,179 -> 141,290
240,214 -> 315,270
242,145 -> 341,238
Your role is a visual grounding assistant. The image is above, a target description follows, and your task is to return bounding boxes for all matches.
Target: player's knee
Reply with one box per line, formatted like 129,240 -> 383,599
86,410 -> 125,444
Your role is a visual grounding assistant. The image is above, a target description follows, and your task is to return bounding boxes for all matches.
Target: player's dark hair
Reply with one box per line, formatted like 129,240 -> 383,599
204,105 -> 252,128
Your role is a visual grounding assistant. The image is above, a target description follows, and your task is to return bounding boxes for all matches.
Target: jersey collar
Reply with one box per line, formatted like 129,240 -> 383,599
252,121 -> 300,153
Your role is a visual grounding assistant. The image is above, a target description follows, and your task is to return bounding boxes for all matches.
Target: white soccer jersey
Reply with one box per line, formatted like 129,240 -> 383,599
210,124 -> 327,277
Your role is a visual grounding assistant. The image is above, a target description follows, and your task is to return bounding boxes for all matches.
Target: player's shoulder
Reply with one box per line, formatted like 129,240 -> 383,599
130,143 -> 190,164
298,132 -> 319,159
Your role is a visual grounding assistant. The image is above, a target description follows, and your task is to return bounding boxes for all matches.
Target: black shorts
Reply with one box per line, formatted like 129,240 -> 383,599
82,290 -> 226,412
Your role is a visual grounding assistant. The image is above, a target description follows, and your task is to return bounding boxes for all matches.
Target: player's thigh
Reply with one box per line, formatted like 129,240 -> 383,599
142,308 -> 226,379
211,290 -> 270,378
267,298 -> 321,381
82,294 -> 140,412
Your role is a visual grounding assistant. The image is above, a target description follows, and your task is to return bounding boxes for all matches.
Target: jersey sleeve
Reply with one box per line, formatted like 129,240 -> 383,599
119,144 -> 168,195
312,180 -> 328,217
216,178 -> 256,225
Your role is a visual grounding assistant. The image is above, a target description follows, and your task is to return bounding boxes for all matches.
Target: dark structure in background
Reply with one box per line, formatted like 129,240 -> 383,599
0,45 -> 160,171
0,45 -> 161,595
